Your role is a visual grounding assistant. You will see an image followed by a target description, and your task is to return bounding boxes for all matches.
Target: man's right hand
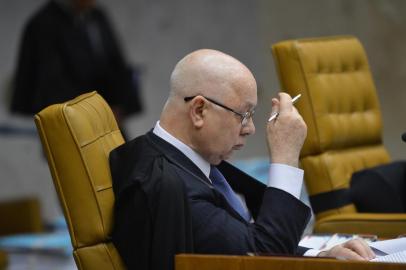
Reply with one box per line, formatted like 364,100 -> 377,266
266,92 -> 307,167
318,238 -> 376,260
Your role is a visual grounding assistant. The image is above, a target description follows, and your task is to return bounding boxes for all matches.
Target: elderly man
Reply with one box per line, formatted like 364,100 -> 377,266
109,49 -> 375,270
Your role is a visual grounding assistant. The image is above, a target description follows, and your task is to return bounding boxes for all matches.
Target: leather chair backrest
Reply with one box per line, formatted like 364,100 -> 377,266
35,91 -> 125,270
272,36 -> 391,219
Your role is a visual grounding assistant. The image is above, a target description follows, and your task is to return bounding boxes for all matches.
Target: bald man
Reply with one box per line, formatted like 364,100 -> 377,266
110,49 -> 375,270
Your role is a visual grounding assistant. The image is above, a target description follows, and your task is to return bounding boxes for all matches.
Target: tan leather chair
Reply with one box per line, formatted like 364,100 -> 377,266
271,36 -> 406,238
35,91 -> 125,269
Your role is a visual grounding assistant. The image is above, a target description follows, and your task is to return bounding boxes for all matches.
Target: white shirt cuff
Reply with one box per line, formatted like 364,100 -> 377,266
303,249 -> 322,257
268,163 -> 303,199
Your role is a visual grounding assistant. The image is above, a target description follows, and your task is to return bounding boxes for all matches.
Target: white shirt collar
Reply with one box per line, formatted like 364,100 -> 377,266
152,121 -> 211,180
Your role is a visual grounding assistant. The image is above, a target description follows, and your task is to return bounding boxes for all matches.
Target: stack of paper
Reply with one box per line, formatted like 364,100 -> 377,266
371,250 -> 406,263
299,234 -> 406,263
299,233 -> 377,250
370,237 -> 406,263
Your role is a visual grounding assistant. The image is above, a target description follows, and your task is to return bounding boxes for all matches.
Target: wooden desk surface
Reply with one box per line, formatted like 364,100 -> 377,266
176,254 -> 406,270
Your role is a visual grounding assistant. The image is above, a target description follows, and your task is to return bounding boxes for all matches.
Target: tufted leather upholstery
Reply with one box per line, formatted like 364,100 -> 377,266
272,36 -> 406,238
35,92 -> 125,269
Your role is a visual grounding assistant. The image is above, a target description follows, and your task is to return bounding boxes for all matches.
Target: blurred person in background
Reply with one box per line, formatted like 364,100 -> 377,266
10,0 -> 143,139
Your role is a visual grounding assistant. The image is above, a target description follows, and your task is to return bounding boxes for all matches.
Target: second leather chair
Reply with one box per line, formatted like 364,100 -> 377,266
271,36 -> 406,238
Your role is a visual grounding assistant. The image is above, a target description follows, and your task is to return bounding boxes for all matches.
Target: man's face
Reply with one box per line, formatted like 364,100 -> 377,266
196,80 -> 257,165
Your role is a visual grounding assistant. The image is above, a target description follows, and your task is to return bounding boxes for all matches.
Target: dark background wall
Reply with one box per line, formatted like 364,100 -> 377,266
0,0 -> 405,221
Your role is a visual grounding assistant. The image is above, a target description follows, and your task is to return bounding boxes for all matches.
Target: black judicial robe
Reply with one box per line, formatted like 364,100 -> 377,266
110,131 -> 311,270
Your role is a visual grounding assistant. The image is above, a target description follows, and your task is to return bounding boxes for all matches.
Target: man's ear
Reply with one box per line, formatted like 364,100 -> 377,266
189,97 -> 207,128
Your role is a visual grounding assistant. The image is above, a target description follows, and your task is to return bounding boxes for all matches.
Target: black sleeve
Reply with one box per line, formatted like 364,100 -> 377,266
215,161 -> 311,255
188,182 -> 311,255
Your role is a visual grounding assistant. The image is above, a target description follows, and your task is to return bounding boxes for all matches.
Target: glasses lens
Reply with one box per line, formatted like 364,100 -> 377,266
242,117 -> 248,126
241,110 -> 254,126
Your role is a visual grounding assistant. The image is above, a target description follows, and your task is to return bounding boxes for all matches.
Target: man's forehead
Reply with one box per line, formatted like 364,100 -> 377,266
233,90 -> 257,110
236,80 -> 257,100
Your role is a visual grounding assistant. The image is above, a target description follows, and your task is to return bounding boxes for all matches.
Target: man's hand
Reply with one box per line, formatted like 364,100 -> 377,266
266,92 -> 307,167
318,238 -> 376,261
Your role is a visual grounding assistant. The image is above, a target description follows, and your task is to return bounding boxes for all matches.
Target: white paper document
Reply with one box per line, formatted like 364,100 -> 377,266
300,234 -> 406,263
369,237 -> 406,263
369,237 -> 406,255
299,233 -> 376,250
371,250 -> 406,263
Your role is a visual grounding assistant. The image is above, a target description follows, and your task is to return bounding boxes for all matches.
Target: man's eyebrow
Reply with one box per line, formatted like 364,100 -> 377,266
244,101 -> 256,110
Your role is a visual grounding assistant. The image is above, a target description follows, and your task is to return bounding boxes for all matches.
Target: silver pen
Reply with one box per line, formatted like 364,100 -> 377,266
268,94 -> 301,122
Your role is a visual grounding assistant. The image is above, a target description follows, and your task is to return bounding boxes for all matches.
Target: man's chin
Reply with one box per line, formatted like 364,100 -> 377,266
221,152 -> 234,161
215,148 -> 240,164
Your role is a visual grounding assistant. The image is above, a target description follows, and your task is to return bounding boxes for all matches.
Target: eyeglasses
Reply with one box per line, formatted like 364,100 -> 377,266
184,95 -> 255,126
